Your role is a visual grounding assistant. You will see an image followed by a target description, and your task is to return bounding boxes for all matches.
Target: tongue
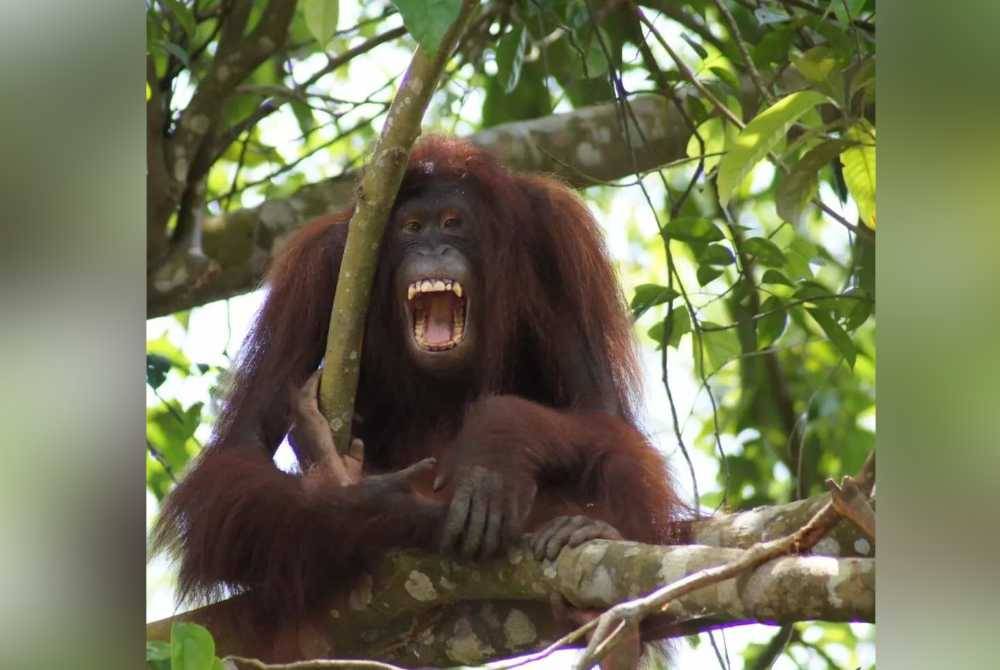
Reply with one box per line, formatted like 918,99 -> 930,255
425,295 -> 454,345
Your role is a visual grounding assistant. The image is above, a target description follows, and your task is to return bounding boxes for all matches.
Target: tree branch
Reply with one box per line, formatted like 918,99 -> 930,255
147,484 -> 874,666
149,0 -> 297,270
316,1 -> 477,451
147,92 -> 702,317
149,541 -> 873,666
573,451 -> 874,668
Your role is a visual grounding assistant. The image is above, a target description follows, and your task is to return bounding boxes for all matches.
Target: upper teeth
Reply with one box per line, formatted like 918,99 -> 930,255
408,279 -> 464,301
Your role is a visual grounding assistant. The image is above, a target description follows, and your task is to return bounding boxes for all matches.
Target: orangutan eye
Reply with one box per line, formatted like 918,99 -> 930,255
402,220 -> 422,233
442,216 -> 461,229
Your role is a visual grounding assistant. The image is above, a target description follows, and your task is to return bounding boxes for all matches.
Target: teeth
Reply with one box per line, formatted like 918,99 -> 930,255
407,279 -> 467,299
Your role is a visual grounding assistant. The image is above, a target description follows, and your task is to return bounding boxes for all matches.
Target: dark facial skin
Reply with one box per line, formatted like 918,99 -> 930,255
388,184 -> 480,378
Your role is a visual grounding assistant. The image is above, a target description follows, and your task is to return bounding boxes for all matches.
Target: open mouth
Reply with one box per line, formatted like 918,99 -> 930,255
407,279 -> 467,351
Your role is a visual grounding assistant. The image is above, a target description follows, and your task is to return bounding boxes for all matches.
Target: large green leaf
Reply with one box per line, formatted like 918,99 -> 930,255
717,91 -> 831,206
841,120 -> 876,228
392,0 -> 462,55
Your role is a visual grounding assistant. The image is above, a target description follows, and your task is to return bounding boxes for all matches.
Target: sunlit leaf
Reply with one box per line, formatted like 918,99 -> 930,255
792,46 -> 840,84
303,0 -> 339,49
841,120 -> 876,228
718,91 -> 831,206
171,622 -> 216,670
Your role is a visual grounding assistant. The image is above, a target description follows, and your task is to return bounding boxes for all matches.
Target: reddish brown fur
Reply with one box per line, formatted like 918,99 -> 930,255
153,136 -> 683,628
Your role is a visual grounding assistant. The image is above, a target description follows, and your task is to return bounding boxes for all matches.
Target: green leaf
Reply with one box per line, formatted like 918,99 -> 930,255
776,139 -> 850,225
761,269 -> 793,286
171,622 -> 216,670
753,25 -> 795,67
146,640 -> 171,661
578,26 -> 612,79
290,99 -> 316,136
794,279 -> 831,303
162,0 -> 196,38
392,0 -> 462,55
694,325 -> 741,377
147,336 -> 190,375
147,401 -> 203,471
757,296 -> 788,347
742,237 -> 787,267
697,265 -> 723,286
843,292 -> 873,330
648,307 -> 690,350
663,217 -> 724,243
717,91 -> 831,206
630,284 -> 680,320
146,354 -> 172,390
685,117 -> 739,173
809,308 -> 857,368
303,0 -> 340,49
699,244 -> 736,266
792,46 -> 840,84
841,120 -> 876,228
172,310 -> 191,330
158,40 -> 191,68
785,236 -> 819,280
496,26 -> 528,93
482,60 -> 551,127
681,33 -> 708,60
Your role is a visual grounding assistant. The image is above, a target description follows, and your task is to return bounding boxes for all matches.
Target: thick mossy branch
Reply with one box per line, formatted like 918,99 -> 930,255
150,541 -> 872,666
